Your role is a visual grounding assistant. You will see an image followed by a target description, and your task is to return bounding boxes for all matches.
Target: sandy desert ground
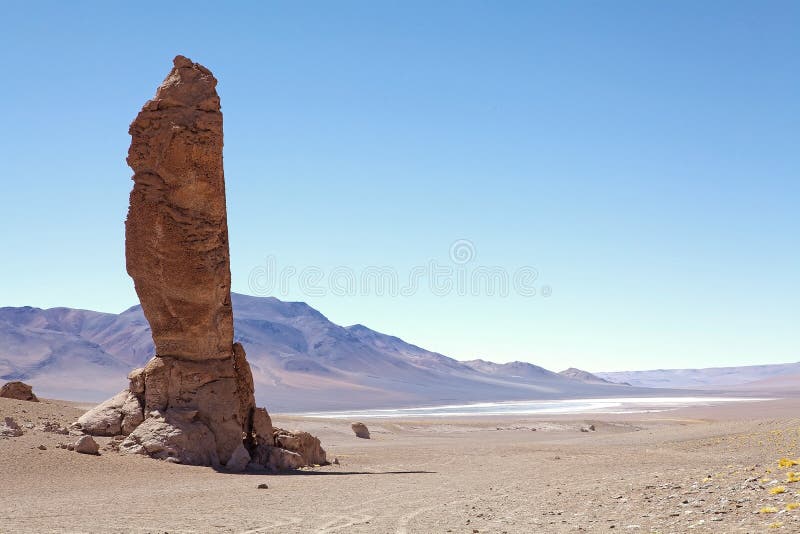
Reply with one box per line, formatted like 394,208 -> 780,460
2,396 -> 800,533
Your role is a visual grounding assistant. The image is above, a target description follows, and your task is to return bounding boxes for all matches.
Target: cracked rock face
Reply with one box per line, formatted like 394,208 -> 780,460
74,56 -> 326,472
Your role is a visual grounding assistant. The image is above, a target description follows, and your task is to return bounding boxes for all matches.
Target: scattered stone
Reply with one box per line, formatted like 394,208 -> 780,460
40,421 -> 70,434
38,445 -> 47,450
351,422 -> 371,439
74,435 -> 100,455
0,381 -> 39,402
333,457 -> 340,465
0,417 -> 24,438
257,483 -> 268,489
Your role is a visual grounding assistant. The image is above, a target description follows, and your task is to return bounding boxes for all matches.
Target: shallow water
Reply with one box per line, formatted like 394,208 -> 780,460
300,396 -> 771,418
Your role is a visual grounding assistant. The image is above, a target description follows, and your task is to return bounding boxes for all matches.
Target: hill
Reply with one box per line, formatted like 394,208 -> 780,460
2,294 -> 654,411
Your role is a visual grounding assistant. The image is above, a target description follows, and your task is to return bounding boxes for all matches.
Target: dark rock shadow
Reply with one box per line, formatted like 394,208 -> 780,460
214,468 -> 436,476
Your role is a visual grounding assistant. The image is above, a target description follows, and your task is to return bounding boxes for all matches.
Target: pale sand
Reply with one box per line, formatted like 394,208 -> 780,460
1,397 -> 799,533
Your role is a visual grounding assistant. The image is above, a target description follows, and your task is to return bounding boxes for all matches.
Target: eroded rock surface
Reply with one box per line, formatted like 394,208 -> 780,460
126,55 -> 233,361
120,409 -> 220,466
0,381 -> 39,402
274,429 -> 328,466
75,389 -> 144,436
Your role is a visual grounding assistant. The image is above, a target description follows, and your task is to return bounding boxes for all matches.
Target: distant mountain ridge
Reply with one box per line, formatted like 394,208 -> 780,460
595,363 -> 800,390
0,293 -> 646,411
558,367 -> 619,385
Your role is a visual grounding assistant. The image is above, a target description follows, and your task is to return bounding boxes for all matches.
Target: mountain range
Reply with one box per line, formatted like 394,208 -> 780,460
596,363 -> 800,391
1,293 -> 648,411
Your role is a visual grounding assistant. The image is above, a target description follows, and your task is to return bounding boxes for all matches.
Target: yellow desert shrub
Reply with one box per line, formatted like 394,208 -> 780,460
768,521 -> 784,529
786,472 -> 800,483
761,506 -> 779,513
778,458 -> 800,468
786,502 -> 800,511
770,486 -> 787,495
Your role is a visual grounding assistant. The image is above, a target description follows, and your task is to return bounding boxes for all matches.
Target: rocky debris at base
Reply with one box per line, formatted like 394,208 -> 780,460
119,409 -> 219,466
0,381 -> 39,402
40,421 -> 70,434
1,417 -> 24,438
74,435 -> 99,455
351,422 -> 371,439
78,378 -> 327,471
273,428 -> 327,466
225,443 -> 251,472
74,388 -> 144,436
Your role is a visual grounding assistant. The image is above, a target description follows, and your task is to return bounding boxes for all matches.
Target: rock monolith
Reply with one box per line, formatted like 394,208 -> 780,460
74,56 -> 325,471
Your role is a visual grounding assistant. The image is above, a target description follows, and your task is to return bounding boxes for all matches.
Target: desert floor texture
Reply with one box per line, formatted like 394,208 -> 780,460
1,396 -> 799,533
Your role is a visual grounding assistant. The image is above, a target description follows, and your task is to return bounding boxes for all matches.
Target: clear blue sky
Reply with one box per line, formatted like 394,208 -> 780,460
1,1 -> 797,372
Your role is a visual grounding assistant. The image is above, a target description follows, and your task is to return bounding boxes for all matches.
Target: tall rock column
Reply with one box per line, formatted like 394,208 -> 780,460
121,55 -> 254,467
74,56 -> 326,472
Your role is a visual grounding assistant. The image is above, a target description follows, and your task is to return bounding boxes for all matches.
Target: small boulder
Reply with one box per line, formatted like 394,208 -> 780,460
75,389 -> 144,437
257,483 -> 268,489
225,443 -> 251,472
259,446 -> 305,470
74,435 -> 100,455
274,429 -> 327,465
0,381 -> 39,402
351,422 -> 370,439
